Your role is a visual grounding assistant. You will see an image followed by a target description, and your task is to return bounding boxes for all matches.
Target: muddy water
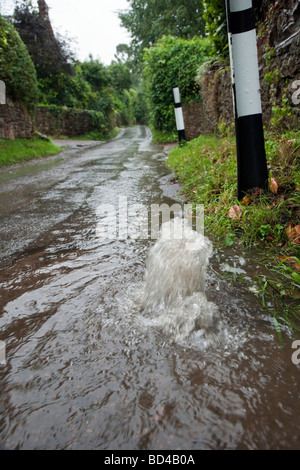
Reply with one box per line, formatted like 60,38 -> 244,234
0,126 -> 299,450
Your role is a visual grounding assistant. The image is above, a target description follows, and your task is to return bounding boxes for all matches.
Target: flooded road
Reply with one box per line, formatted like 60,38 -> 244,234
0,126 -> 299,450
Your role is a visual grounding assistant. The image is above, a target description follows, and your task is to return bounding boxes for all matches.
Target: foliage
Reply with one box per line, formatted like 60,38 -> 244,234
202,0 -> 268,60
77,57 -> 116,118
1,1 -> 147,129
270,92 -> 294,132
256,255 -> 300,334
143,35 -> 212,134
0,15 -> 38,111
38,66 -> 92,109
0,137 -> 61,166
119,0 -> 206,64
109,61 -> 132,92
107,60 -> 139,125
116,88 -> 137,125
13,1 -> 75,103
202,0 -> 228,59
80,56 -> 111,92
133,78 -> 149,124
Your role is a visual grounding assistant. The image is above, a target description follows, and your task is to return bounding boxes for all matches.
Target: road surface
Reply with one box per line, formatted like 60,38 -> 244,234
0,126 -> 299,450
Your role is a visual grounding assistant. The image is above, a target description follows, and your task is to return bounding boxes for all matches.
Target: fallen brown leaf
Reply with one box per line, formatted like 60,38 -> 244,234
228,205 -> 242,219
269,176 -> 279,194
241,195 -> 251,205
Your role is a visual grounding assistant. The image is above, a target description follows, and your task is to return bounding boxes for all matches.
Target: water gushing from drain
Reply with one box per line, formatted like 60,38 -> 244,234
141,219 -> 223,349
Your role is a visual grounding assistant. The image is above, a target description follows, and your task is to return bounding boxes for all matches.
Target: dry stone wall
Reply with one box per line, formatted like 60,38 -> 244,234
0,98 -> 33,139
34,106 -> 107,138
0,102 -> 113,140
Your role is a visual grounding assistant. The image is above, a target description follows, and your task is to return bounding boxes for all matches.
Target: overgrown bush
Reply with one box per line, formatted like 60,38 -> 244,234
0,15 -> 38,111
203,0 -> 271,59
202,0 -> 228,59
143,35 -> 212,134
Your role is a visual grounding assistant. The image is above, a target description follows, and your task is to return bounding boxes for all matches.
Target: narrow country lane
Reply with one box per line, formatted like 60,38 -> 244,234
0,126 -> 299,450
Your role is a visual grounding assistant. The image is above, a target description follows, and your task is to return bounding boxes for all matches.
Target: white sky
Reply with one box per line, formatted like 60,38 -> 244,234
0,0 -> 131,65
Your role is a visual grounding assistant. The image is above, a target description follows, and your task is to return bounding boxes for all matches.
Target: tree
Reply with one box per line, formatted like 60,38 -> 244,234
108,61 -> 132,92
80,55 -> 111,91
13,0 -> 75,103
114,43 -> 133,64
202,0 -> 227,58
119,0 -> 205,63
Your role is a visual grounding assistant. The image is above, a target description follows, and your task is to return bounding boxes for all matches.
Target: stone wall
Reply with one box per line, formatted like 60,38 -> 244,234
0,102 -> 115,140
182,102 -> 212,141
182,66 -> 233,140
260,0 -> 300,126
34,106 -> 113,138
0,98 -> 33,139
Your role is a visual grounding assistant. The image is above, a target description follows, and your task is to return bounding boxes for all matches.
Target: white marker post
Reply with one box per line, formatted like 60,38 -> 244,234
0,80 -> 6,105
225,0 -> 268,199
173,86 -> 186,142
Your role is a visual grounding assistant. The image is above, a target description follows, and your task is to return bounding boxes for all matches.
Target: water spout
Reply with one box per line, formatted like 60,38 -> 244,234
141,218 -> 222,348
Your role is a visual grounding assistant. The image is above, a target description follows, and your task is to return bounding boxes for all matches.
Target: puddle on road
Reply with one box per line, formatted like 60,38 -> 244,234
0,127 -> 299,450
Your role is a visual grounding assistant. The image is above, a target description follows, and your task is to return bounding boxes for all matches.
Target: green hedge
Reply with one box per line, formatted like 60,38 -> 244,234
0,15 -> 38,111
143,35 -> 212,134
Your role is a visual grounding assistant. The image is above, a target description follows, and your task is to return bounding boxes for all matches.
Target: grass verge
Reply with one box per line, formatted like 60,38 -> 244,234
151,127 -> 178,144
0,137 -> 61,167
166,130 -> 300,333
68,127 -> 120,141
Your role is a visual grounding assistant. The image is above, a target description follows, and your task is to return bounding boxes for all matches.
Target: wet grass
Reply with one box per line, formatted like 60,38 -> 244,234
166,130 -> 300,332
0,137 -> 62,167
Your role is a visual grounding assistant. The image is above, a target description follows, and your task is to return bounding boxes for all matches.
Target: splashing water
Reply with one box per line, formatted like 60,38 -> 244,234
141,218 -> 224,349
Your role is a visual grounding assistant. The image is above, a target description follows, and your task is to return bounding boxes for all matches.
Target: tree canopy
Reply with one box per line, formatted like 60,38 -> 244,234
119,0 -> 205,63
14,1 -> 74,80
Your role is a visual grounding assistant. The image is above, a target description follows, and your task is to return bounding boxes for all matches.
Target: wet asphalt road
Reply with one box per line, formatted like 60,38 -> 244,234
0,131 -> 121,264
0,126 -> 300,450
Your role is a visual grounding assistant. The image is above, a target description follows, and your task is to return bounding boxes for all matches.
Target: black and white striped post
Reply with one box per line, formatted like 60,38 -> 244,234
173,86 -> 186,142
225,0 -> 268,199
